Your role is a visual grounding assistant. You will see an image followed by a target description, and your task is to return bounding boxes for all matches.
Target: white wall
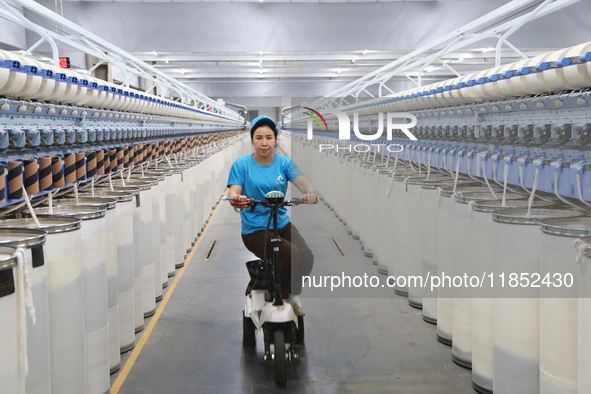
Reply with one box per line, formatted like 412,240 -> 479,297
247,106 -> 279,121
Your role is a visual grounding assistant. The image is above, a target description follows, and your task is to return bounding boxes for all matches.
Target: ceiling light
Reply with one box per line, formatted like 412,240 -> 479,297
179,70 -> 185,74
259,51 -> 263,55
259,70 -> 263,74
259,59 -> 263,64
362,50 -> 369,55
337,69 -> 342,74
424,66 -> 436,72
351,59 -> 356,64
152,51 -> 158,56
165,60 -> 169,64
457,57 -> 464,62
482,47 -> 495,53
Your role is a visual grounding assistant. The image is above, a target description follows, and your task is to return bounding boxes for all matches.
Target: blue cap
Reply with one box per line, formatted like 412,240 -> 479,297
251,115 -> 276,130
250,115 -> 277,138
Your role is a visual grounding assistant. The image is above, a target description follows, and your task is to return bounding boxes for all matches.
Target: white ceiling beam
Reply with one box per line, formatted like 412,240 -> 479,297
172,72 -> 462,79
134,54 -> 404,62
132,50 -> 553,63
175,73 -> 377,78
154,63 -> 391,69
1,0 -> 240,118
323,0 -> 579,100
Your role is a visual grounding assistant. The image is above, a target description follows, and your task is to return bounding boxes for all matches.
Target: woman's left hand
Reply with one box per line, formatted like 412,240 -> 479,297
303,191 -> 319,204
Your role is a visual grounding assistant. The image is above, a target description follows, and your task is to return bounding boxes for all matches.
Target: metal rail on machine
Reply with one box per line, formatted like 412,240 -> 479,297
303,0 -> 580,112
0,0 -> 240,119
0,0 -> 244,154
285,88 -> 591,204
0,0 -> 247,209
281,0 -> 591,204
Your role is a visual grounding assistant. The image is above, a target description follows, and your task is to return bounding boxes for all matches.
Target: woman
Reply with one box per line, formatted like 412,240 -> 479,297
227,115 -> 318,315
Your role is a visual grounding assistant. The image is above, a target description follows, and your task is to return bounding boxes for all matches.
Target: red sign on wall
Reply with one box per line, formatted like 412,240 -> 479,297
59,57 -> 71,68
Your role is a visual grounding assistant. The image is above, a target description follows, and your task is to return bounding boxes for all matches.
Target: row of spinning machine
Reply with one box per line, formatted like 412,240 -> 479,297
0,132 -> 253,394
0,47 -> 251,394
285,40 -> 591,394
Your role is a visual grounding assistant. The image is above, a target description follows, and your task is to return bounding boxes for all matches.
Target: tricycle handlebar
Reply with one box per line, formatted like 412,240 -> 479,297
226,197 -> 315,209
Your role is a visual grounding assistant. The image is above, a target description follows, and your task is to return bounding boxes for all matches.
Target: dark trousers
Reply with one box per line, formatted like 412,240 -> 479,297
242,222 -> 314,298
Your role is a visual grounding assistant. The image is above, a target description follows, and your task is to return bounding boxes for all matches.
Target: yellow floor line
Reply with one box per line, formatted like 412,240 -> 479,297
110,196 -> 226,393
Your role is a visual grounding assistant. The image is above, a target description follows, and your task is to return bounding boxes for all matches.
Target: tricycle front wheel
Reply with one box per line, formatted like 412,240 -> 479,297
274,330 -> 287,386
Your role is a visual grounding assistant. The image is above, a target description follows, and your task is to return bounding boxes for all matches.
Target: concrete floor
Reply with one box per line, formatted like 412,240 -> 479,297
110,193 -> 474,393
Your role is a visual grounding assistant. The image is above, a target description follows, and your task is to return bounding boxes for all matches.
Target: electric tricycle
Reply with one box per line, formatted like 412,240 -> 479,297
229,190 -> 312,386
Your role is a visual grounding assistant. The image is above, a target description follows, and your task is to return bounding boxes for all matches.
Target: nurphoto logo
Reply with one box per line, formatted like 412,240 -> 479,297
305,109 -> 418,153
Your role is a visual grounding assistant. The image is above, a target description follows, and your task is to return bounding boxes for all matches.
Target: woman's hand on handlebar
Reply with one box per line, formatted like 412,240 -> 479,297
233,195 -> 249,203
227,185 -> 247,204
303,191 -> 319,204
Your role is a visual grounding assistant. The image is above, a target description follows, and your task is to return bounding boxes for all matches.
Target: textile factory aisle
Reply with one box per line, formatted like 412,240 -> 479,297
111,192 -> 473,394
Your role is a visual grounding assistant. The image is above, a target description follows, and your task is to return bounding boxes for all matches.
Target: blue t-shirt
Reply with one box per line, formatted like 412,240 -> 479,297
227,153 -> 303,234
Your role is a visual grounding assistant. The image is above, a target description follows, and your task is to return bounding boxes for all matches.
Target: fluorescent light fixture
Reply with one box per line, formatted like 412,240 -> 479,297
482,47 -> 495,53
152,51 -> 158,56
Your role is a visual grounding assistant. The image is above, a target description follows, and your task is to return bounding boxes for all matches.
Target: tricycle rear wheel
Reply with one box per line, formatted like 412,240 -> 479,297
243,310 -> 256,346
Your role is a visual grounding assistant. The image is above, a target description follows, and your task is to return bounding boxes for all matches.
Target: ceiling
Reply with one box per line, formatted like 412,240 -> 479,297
130,48 -> 555,83
4,0 -> 591,107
